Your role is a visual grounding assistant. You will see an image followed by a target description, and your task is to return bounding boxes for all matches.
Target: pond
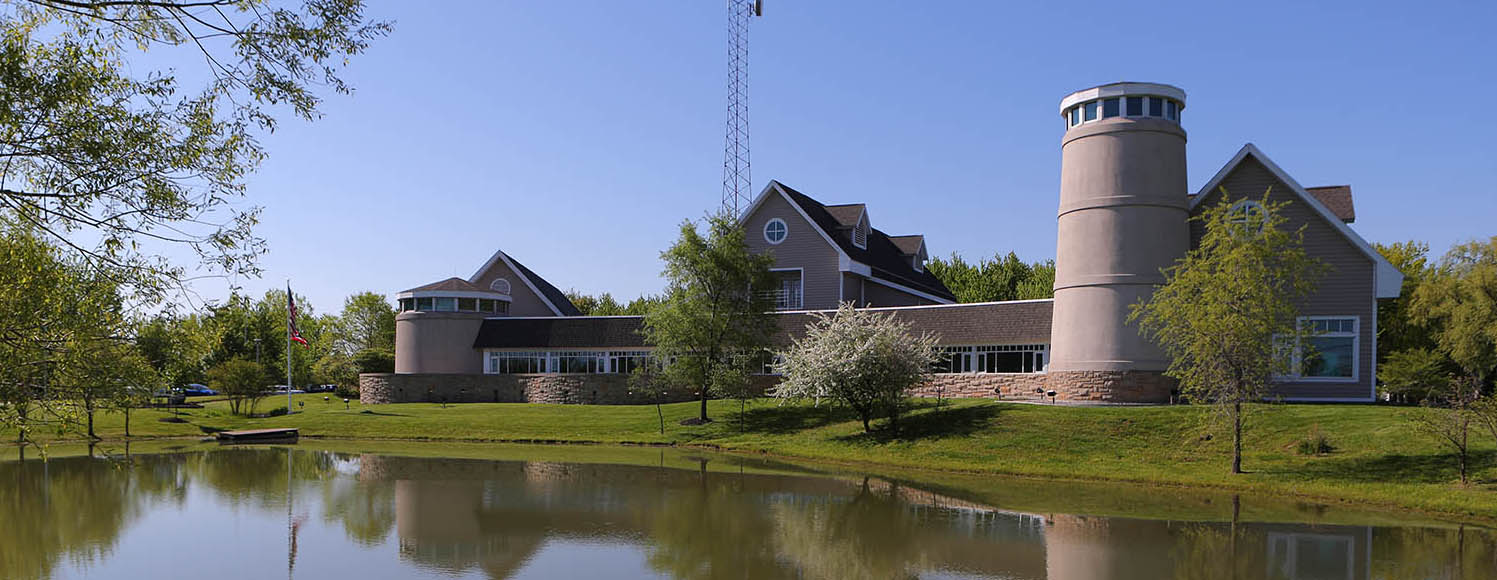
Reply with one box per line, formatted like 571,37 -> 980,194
1,441 -> 1493,579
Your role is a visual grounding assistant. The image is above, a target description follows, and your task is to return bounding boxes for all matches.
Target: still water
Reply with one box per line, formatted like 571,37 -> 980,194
1,442 -> 1493,579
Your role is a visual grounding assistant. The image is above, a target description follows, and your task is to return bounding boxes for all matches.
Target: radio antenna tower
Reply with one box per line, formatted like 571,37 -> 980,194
722,0 -> 762,216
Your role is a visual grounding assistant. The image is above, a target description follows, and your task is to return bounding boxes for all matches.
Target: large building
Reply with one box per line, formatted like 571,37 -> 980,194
365,82 -> 1402,405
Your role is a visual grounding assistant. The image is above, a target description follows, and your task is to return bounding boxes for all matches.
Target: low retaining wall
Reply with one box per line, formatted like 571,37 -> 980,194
360,373 -> 778,405
360,371 -> 1169,405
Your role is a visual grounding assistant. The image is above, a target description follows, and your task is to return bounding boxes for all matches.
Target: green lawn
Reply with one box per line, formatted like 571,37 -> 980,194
8,394 -> 1496,521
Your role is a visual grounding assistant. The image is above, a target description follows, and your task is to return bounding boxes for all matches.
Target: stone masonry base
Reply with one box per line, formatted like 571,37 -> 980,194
361,370 -> 1170,405
359,373 -> 778,405
1044,370 -> 1174,403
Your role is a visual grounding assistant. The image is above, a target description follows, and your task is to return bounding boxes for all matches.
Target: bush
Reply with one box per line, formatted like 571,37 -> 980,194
1379,348 -> 1454,404
1296,424 -> 1334,455
208,357 -> 266,416
353,348 -> 395,374
773,303 -> 941,432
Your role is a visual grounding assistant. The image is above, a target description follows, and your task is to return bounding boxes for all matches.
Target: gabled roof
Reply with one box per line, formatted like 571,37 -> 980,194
1305,185 -> 1355,223
888,235 -> 926,256
823,204 -> 866,228
466,249 -> 583,316
745,181 -> 956,303
403,277 -> 483,293
1193,144 -> 1402,298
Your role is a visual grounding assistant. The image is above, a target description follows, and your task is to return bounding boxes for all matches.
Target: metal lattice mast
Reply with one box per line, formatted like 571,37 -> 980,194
722,0 -> 760,216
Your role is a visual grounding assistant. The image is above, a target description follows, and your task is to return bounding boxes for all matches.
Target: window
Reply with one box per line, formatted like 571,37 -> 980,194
490,278 -> 512,294
433,297 -> 457,312
1083,101 -> 1098,122
478,299 -> 510,315
763,218 -> 787,244
1101,98 -> 1120,118
488,351 -> 548,374
1148,97 -> 1163,117
1229,200 -> 1267,234
1165,100 -> 1178,120
1126,96 -> 1143,116
415,297 -> 433,311
608,351 -> 651,374
553,351 -> 606,374
1299,318 -> 1358,379
765,270 -> 803,310
458,298 -> 477,312
1068,107 -> 1080,127
758,352 -> 784,375
934,345 -> 1047,374
399,298 -> 415,312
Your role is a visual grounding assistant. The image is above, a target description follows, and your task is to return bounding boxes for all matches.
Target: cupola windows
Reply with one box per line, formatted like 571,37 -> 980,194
1064,95 -> 1183,129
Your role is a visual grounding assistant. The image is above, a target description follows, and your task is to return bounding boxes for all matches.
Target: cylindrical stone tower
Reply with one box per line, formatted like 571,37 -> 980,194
1047,82 -> 1188,403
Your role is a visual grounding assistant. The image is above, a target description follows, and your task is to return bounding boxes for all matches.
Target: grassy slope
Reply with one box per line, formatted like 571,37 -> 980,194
9,394 -> 1496,519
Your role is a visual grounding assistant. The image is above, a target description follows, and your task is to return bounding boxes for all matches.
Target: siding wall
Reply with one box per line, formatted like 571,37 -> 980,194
744,192 -> 844,309
1193,156 -> 1376,400
471,255 -> 559,317
862,278 -> 936,307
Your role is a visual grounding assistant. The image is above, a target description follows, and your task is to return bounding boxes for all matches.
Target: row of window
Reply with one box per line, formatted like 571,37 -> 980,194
399,296 -> 510,314
487,350 -> 651,375
1065,95 -> 1180,128
934,345 -> 1049,374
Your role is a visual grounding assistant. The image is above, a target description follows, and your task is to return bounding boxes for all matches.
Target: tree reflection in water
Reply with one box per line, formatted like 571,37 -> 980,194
1,448 -> 1495,579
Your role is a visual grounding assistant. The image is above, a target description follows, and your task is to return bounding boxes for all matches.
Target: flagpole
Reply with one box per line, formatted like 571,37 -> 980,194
286,280 -> 293,415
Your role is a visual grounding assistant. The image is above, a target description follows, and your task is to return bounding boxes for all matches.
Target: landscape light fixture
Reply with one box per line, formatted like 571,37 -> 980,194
343,398 -> 350,410
1047,390 -> 1057,404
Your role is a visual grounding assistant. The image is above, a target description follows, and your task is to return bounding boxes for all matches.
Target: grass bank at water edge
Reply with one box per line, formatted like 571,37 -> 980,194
6,394 -> 1495,521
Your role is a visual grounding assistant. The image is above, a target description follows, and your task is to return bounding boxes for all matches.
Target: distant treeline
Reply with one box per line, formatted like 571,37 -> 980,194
925,252 -> 1056,303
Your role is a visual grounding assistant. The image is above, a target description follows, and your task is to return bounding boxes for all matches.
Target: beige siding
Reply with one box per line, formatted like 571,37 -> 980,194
1193,156 -> 1376,400
471,255 -> 560,317
862,278 -> 936,307
841,273 -> 863,304
744,192 -> 843,309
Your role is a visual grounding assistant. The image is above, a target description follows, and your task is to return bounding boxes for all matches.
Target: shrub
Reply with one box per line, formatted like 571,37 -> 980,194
1296,424 -> 1334,455
208,357 -> 266,416
773,303 -> 941,432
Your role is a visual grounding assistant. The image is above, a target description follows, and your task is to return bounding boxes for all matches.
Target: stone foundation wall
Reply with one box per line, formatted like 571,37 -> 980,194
361,371 -> 1170,405
1044,370 -> 1173,403
359,373 -> 777,405
909,373 -> 1051,401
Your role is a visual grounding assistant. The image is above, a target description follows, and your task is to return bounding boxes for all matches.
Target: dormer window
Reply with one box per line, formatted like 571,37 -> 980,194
913,247 -> 927,272
853,213 -> 868,249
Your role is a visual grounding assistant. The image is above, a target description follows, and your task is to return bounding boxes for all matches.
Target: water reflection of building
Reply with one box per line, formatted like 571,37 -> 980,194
361,455 -> 1397,580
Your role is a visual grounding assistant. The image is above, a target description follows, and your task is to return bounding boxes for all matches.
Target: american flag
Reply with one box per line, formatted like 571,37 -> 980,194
288,282 -> 308,347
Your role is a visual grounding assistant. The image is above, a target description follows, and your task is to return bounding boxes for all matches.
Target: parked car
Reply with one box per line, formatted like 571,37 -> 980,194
268,385 -> 307,394
306,384 -> 336,393
183,384 -> 218,396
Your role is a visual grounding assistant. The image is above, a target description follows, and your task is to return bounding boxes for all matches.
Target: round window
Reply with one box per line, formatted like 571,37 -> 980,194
764,218 -> 787,244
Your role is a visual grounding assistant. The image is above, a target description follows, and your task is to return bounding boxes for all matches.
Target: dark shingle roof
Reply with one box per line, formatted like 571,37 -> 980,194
823,204 -> 866,228
473,301 -> 1052,349
888,235 -> 925,256
502,253 -> 583,316
403,277 -> 483,293
1305,185 -> 1355,223
773,182 -> 956,301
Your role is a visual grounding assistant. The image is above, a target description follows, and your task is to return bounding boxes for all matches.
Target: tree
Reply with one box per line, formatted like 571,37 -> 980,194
566,290 -> 664,316
0,219 -> 141,447
1380,348 -> 1454,404
773,303 -> 942,432
1130,191 -> 1325,474
1374,241 -> 1439,360
642,212 -> 777,423
336,292 -> 396,356
208,357 -> 265,416
925,252 -> 1054,303
1407,375 -> 1481,485
0,1 -> 388,302
1410,237 -> 1497,387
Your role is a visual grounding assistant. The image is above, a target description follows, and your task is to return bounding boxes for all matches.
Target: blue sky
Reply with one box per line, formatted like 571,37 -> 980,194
222,1 -> 1496,314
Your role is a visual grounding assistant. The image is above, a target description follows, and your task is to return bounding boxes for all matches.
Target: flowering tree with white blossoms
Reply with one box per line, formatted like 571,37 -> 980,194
773,303 -> 942,432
